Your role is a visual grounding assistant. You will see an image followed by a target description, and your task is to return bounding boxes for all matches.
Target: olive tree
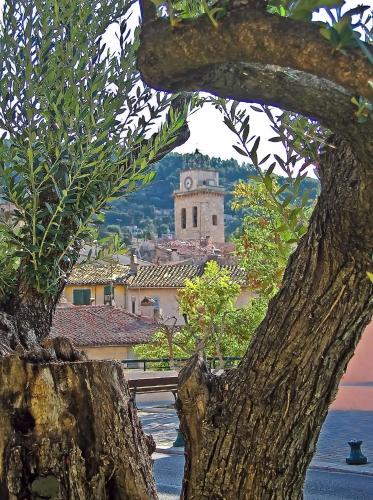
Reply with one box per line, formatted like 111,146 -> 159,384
0,0 -> 189,496
137,0 -> 373,498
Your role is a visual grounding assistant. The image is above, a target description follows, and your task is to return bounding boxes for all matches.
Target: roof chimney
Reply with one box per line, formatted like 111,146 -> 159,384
130,254 -> 138,274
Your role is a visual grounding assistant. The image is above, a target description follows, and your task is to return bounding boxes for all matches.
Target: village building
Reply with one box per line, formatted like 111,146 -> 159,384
64,261 -> 130,308
77,244 -> 152,266
64,259 -> 251,325
51,304 -> 156,360
124,262 -> 251,324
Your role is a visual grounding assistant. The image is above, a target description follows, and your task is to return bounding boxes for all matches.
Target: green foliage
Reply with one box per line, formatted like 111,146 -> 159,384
106,225 -> 123,236
135,296 -> 266,361
151,0 -> 227,27
351,96 -> 373,124
285,0 -> 343,22
232,180 -> 310,296
317,4 -> 373,61
0,226 -> 18,301
178,260 -> 241,347
135,260 -> 262,360
0,0 -> 188,297
134,328 -> 193,360
101,152 -> 265,238
211,100 -> 319,250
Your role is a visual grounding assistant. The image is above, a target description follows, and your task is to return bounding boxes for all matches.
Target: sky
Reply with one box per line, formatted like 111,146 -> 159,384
172,0 -> 372,168
174,102 -> 285,164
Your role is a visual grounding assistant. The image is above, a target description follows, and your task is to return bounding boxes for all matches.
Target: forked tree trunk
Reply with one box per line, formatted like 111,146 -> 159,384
0,256 -> 158,498
0,354 -> 157,499
177,136 -> 373,499
0,270 -> 68,357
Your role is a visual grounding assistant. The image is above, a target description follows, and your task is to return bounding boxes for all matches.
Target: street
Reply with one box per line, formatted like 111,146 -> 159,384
153,453 -> 373,500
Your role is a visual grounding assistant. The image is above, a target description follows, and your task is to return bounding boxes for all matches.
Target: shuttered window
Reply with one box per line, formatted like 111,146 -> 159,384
104,285 -> 112,305
73,289 -> 91,305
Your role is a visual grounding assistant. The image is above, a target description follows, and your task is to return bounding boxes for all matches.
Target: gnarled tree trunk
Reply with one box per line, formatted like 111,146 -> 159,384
0,354 -> 157,499
138,3 -> 373,497
177,136 -> 372,499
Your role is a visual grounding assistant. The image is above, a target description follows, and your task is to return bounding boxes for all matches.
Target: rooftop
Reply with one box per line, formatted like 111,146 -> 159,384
50,305 -> 157,347
156,239 -> 235,258
67,262 -> 130,286
125,262 -> 248,288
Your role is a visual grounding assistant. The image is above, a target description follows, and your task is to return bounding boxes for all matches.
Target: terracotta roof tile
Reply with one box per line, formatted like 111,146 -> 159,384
125,263 -> 248,288
125,264 -> 201,288
156,239 -> 236,257
67,262 -> 130,285
50,306 -> 156,347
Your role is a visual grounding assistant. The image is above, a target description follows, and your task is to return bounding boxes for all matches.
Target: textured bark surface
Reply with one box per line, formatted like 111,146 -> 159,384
138,6 -> 373,132
139,7 -> 373,497
177,136 -> 372,499
0,356 -> 157,500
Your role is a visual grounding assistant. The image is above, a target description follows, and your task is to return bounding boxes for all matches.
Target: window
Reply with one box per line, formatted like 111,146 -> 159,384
73,289 -> 91,305
131,297 -> 136,314
104,285 -> 112,305
192,206 -> 198,227
212,215 -> 218,226
181,208 -> 186,229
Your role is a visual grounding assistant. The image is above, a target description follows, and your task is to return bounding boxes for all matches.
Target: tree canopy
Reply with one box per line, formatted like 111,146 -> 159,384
0,0 -> 190,351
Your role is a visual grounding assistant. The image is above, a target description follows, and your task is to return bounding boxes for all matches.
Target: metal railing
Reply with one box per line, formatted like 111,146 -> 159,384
121,356 -> 241,372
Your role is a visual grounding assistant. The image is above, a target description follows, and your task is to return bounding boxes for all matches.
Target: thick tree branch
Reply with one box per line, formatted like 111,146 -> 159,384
138,8 -> 372,134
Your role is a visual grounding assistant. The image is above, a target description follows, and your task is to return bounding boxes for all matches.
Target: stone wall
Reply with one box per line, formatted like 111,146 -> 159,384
174,191 -> 225,243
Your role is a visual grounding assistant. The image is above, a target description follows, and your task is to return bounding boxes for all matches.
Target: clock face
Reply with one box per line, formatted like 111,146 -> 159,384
184,177 -> 193,190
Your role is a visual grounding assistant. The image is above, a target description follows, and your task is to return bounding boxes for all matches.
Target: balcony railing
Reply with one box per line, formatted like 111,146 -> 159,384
121,356 -> 241,372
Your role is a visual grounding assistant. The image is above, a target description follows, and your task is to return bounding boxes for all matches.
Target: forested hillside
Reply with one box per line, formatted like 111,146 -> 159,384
101,152 -> 320,241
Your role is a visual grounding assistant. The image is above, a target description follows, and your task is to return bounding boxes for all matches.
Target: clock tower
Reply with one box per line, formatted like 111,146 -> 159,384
173,167 -> 225,243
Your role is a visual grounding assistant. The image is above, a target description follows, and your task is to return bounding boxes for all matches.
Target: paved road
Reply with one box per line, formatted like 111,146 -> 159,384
315,410 -> 373,466
154,453 -> 373,500
140,404 -> 373,470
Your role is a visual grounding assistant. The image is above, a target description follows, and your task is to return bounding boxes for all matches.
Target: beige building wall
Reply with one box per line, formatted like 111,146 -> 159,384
126,287 -> 184,323
80,345 -> 134,360
64,284 -> 126,307
174,169 -> 225,243
179,169 -> 220,190
126,287 -> 251,325
235,289 -> 254,308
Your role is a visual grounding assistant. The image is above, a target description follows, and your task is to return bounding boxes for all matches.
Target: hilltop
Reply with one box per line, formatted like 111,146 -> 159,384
101,152 -> 320,241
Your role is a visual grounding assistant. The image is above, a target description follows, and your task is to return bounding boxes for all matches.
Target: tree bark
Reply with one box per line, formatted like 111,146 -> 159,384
177,136 -> 372,499
138,7 -> 372,130
138,8 -> 373,497
0,355 -> 157,500
0,283 -> 77,360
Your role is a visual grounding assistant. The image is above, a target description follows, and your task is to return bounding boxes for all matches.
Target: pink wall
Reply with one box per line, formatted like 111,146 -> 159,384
331,321 -> 373,411
341,321 -> 373,384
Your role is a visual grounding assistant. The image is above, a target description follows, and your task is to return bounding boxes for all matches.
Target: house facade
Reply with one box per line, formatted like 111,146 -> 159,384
124,262 -> 251,324
64,261 -> 130,308
331,321 -> 373,411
